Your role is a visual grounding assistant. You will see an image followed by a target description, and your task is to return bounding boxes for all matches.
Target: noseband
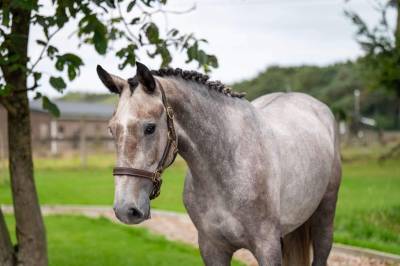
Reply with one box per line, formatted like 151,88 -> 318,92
112,81 -> 178,200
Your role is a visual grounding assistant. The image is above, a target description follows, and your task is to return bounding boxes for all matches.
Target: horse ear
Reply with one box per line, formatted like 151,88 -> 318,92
96,65 -> 126,94
136,62 -> 155,93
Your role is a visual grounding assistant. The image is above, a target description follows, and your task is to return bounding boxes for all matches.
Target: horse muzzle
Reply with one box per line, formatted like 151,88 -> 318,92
113,202 -> 150,224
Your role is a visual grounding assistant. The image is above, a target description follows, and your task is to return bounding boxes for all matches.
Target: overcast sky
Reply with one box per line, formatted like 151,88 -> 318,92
28,0 -> 394,97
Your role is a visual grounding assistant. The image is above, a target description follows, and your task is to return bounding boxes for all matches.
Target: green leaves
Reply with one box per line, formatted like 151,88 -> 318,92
33,14 -> 56,33
49,76 -> 66,92
127,0 -> 136,12
55,53 -> 83,80
42,96 -> 60,117
30,71 -> 42,90
0,84 -> 12,97
185,41 -> 218,71
2,7 -> 10,26
145,23 -> 160,44
186,42 -> 198,62
208,55 -> 219,68
130,17 -> 140,25
158,45 -> 172,67
47,45 -> 59,59
116,44 -> 137,69
78,14 -> 108,54
168,28 -> 179,37
94,29 -> 108,54
104,0 -> 116,9
10,0 -> 39,11
1,0 -> 219,108
140,0 -> 158,7
347,2 -> 400,100
36,39 -> 47,46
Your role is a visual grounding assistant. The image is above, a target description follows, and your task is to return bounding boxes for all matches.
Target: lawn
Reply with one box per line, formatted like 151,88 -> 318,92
334,159 -> 400,254
0,155 -> 187,212
1,151 -> 400,255
4,215 -> 243,266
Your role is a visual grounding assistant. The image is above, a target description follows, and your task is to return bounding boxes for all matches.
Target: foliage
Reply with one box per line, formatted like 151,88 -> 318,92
59,91 -> 118,104
0,0 -> 218,115
59,59 -> 398,129
345,1 -> 400,93
345,0 -> 400,127
4,215 -> 244,266
232,61 -> 399,129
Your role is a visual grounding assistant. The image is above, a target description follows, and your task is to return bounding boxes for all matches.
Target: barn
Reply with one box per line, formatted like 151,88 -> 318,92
0,100 -> 114,158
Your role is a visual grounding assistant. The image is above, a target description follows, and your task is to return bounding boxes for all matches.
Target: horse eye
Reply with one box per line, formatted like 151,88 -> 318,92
108,127 -> 113,137
144,124 -> 156,135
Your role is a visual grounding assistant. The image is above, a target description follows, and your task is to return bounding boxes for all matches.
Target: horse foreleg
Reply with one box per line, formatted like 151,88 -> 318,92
198,234 -> 234,266
253,228 -> 282,266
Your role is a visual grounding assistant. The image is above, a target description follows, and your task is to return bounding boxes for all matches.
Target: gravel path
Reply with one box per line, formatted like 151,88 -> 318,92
2,205 -> 399,266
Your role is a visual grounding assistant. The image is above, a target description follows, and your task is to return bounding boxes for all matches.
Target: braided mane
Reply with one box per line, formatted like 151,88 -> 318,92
151,68 -> 246,99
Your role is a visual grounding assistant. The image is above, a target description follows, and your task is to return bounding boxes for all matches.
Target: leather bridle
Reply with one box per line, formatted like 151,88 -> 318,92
112,81 -> 178,200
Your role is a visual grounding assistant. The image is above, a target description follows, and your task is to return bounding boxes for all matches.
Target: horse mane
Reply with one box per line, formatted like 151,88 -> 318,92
150,68 -> 246,99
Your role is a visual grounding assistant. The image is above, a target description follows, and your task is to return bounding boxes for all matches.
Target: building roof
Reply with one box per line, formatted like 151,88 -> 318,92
30,100 -> 115,120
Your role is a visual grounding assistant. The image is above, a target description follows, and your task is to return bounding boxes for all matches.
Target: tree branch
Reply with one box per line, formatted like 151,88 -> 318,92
13,81 -> 39,93
29,27 -> 62,73
116,1 -> 140,43
0,97 -> 17,116
152,4 -> 196,15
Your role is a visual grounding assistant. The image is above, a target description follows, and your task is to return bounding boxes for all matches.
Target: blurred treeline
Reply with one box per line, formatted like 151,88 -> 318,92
61,58 -> 398,130
232,60 -> 399,130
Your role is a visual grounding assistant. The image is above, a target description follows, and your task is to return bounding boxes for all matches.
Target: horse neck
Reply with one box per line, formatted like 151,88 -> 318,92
161,76 -> 253,177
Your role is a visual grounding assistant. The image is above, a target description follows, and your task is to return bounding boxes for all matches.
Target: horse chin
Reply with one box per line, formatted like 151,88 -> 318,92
123,216 -> 148,225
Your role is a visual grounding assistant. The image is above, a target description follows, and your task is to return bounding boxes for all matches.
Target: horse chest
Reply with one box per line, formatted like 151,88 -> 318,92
200,206 -> 247,247
184,181 -> 249,247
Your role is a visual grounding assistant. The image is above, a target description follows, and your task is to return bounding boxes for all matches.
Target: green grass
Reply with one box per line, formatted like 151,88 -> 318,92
1,153 -> 400,255
0,155 -> 187,212
334,160 -> 400,254
4,215 -> 243,266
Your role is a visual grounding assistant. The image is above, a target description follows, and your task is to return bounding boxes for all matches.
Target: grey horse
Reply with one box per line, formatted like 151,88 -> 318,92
96,62 -> 341,266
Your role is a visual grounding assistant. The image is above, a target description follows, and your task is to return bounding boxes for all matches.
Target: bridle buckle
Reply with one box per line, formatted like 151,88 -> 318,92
166,106 -> 174,119
152,171 -> 161,182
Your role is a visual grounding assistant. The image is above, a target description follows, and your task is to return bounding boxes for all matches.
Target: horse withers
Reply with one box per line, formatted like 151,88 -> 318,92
97,62 -> 341,266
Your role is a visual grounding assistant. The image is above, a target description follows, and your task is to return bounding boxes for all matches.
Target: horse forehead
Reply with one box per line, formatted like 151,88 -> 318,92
113,101 -> 138,125
113,96 -> 163,126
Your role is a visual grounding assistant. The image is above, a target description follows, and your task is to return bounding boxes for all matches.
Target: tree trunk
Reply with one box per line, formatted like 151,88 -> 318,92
7,92 -> 48,266
0,208 -> 14,266
396,90 -> 400,129
395,0 -> 400,129
396,0 -> 400,47
0,2 -> 48,266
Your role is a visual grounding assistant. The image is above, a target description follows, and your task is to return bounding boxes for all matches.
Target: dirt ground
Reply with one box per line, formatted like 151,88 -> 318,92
131,209 -> 400,266
3,205 -> 399,266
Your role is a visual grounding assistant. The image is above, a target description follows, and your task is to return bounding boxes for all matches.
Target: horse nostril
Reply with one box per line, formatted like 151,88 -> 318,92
128,207 -> 143,219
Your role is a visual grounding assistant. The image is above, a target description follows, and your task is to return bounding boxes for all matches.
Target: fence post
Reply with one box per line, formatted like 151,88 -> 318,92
0,131 -> 4,176
50,119 -> 58,155
80,117 -> 87,168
